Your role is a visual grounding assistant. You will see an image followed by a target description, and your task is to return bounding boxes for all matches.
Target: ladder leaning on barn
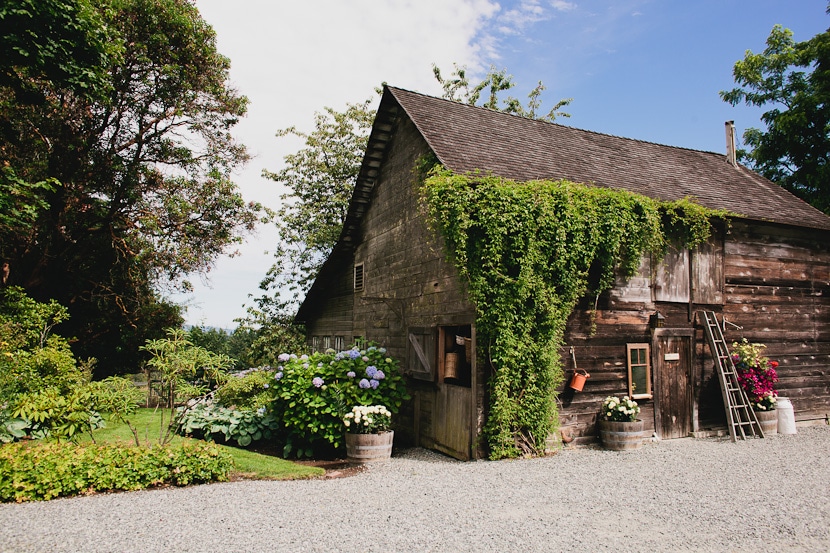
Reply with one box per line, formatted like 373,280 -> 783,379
700,311 -> 765,441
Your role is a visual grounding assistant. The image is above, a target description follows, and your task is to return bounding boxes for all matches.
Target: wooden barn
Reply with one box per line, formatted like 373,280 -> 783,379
295,85 -> 830,460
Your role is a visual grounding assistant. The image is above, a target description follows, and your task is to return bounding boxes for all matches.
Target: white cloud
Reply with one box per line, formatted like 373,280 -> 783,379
182,0 -> 503,327
550,0 -> 577,12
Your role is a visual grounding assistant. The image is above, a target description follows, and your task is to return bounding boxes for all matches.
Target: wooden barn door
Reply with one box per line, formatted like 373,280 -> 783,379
653,330 -> 693,439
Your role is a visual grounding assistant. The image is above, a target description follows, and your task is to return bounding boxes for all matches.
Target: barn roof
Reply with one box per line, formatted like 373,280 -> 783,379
385,85 -> 830,231
296,85 -> 830,322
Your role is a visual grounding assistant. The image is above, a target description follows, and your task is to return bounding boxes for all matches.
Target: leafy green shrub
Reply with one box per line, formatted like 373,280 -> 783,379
12,387 -> 103,442
176,403 -> 278,447
0,440 -> 233,502
266,344 -> 409,457
0,287 -> 88,406
214,367 -> 274,409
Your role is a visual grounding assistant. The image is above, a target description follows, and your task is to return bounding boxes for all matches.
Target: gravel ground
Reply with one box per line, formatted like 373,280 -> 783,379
1,425 -> 829,553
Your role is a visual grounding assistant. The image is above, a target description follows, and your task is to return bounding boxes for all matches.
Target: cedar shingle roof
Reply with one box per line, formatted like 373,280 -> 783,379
387,86 -> 830,231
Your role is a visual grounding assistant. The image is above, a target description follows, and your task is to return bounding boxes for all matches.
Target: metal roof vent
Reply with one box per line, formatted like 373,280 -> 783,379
725,121 -> 738,168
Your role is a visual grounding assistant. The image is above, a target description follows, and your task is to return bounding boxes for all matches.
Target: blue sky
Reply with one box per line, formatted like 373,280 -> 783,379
180,0 -> 829,329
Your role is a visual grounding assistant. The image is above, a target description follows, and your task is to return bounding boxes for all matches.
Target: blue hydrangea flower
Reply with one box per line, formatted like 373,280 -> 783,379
263,383 -> 269,389
359,378 -> 370,389
317,362 -> 323,368
300,354 -> 309,361
366,366 -> 378,378
375,370 -> 385,380
257,407 -> 266,416
370,379 -> 379,389
303,363 -> 309,369
312,377 -> 324,388
275,372 -> 283,380
278,353 -> 290,362
348,349 -> 361,360
379,347 -> 386,353
347,371 -> 356,378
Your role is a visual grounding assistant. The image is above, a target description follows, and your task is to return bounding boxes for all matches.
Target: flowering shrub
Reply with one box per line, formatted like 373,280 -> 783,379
343,405 -> 391,434
732,339 -> 778,409
265,344 -> 409,457
600,396 -> 640,422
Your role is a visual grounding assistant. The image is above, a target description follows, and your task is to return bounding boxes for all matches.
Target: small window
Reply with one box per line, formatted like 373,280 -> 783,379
354,262 -> 364,291
407,328 -> 436,381
334,336 -> 345,351
323,336 -> 331,350
627,343 -> 652,399
311,335 -> 321,352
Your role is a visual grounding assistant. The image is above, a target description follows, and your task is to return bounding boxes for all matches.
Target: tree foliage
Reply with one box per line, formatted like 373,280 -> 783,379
432,63 -> 572,121
422,169 -> 724,459
721,21 -> 830,214
0,0 -> 260,373
260,100 -> 376,313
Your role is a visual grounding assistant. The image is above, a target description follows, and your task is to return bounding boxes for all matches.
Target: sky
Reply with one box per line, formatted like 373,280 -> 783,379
177,0 -> 830,329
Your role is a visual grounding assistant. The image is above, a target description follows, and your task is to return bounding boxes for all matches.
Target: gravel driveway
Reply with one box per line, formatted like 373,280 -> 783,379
1,425 -> 829,552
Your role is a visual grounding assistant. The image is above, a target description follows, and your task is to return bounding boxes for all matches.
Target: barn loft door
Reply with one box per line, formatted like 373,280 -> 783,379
652,330 -> 693,439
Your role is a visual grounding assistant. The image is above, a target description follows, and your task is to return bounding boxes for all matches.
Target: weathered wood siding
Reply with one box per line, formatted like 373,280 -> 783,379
720,220 -> 830,422
304,263 -> 355,343
558,219 -> 830,444
558,229 -> 725,444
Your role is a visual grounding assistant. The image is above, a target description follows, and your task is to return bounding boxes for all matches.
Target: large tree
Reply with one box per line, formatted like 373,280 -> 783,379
257,66 -> 572,323
721,20 -> 830,214
0,0 -> 259,374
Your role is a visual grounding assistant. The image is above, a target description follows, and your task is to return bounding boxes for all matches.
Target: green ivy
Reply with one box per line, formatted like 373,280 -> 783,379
422,168 -> 726,459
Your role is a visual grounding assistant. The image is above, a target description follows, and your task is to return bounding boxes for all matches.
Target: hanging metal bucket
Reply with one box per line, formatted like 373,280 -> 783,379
569,369 -> 590,391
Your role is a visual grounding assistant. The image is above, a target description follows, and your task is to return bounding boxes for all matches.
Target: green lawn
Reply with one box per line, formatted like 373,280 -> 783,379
85,408 -> 324,480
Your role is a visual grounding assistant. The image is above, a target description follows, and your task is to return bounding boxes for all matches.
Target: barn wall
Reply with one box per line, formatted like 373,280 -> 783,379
303,261 -> 355,346
720,220 -> 830,422
558,219 -> 830,445
349,115 -> 481,457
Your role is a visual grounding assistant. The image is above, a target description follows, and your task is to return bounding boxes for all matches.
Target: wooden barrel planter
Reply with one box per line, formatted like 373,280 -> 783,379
755,409 -> 777,436
345,431 -> 394,463
598,419 -> 644,451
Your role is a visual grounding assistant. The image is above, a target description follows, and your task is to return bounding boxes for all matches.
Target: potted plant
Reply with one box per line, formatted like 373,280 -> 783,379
597,395 -> 643,450
343,404 -> 394,463
732,339 -> 779,435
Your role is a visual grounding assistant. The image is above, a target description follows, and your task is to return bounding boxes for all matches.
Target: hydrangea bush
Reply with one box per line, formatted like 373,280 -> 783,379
266,344 -> 408,457
600,396 -> 640,422
732,339 -> 779,410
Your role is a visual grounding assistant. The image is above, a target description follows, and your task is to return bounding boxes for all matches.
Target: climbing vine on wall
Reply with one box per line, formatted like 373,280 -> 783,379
422,168 -> 727,459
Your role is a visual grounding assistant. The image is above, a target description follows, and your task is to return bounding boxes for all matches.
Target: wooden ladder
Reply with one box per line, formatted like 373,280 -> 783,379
700,311 -> 764,441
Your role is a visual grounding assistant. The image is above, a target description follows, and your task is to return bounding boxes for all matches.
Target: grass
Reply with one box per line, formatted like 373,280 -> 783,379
82,408 -> 324,480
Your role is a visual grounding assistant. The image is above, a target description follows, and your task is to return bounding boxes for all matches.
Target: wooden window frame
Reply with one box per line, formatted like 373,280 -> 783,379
407,327 -> 436,381
627,343 -> 652,399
